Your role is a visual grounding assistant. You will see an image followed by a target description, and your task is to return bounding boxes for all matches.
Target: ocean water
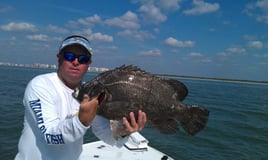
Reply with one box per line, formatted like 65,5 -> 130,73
0,66 -> 267,160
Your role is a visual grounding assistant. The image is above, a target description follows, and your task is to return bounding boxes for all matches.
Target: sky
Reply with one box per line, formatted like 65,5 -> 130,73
0,0 -> 267,81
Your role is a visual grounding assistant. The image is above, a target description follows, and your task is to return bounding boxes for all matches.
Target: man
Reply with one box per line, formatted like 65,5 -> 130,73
15,35 -> 147,160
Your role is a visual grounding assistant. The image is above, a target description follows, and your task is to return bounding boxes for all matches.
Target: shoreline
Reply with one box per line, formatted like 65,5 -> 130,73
156,74 -> 268,85
1,64 -> 267,85
0,62 -> 108,73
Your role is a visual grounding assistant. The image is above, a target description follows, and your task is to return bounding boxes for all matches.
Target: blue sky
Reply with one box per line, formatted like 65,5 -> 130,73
0,0 -> 267,81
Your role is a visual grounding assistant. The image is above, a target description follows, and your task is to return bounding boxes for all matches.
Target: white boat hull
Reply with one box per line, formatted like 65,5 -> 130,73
81,141 -> 174,160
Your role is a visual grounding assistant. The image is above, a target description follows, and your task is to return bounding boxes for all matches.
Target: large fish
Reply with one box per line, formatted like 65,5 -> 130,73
73,65 -> 209,135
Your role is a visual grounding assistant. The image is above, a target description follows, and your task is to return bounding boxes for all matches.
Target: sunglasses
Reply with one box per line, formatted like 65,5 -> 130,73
63,52 -> 90,64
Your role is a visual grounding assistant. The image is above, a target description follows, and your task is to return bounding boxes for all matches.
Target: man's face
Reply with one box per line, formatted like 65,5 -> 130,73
57,44 -> 92,88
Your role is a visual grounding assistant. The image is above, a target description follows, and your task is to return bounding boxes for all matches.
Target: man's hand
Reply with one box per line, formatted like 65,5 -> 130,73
78,94 -> 99,126
121,110 -> 147,136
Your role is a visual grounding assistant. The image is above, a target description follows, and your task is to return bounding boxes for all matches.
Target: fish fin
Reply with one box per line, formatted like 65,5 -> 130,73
180,105 -> 209,136
150,118 -> 179,134
163,79 -> 188,101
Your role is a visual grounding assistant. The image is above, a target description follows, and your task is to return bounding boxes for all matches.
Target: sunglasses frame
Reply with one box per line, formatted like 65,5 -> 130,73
63,52 -> 90,64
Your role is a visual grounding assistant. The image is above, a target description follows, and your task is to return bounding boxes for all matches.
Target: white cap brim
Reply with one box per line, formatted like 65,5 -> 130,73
59,35 -> 92,55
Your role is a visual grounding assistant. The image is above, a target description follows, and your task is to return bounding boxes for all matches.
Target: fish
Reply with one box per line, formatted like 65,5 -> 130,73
73,65 -> 209,135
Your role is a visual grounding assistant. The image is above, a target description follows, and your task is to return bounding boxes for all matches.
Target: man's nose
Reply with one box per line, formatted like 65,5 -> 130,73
72,58 -> 80,65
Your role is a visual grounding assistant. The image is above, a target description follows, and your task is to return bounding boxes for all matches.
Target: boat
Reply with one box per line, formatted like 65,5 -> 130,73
80,132 -> 174,160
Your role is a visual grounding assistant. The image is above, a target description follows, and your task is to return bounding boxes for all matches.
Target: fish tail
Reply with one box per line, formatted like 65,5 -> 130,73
179,105 -> 209,136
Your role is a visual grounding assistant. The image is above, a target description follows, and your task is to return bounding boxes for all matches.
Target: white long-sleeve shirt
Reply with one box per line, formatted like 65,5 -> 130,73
15,72 -> 126,160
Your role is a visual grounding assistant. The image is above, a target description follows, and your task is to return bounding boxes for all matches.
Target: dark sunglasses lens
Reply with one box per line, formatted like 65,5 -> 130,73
78,56 -> 90,64
63,52 -> 90,64
63,52 -> 75,62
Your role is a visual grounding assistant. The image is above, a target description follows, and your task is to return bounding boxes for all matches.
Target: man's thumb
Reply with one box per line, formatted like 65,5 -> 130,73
82,94 -> 90,103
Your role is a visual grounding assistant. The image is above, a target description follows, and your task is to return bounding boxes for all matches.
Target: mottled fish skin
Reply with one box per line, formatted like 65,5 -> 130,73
73,65 -> 209,135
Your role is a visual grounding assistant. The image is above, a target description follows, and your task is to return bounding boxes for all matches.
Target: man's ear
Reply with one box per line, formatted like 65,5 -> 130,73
57,53 -> 64,66
57,54 -> 61,63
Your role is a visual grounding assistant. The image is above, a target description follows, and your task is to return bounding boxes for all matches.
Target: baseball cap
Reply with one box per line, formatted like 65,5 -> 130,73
59,35 -> 92,55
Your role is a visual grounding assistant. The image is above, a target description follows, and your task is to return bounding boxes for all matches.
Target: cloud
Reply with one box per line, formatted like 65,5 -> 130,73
118,29 -> 154,41
189,52 -> 212,63
244,0 -> 268,24
47,25 -> 69,34
0,4 -> 13,13
243,34 -> 257,41
138,48 -> 161,56
158,0 -> 181,11
226,47 -> 246,54
218,46 -> 247,57
104,11 -> 140,29
183,0 -> 220,15
189,52 -> 203,57
0,22 -> 37,32
26,34 -> 49,41
248,40 -> 263,49
164,37 -> 194,48
68,14 -> 101,28
89,32 -> 113,42
201,58 -> 212,63
133,0 -> 181,24
77,14 -> 101,26
138,2 -> 167,24
254,53 -> 268,58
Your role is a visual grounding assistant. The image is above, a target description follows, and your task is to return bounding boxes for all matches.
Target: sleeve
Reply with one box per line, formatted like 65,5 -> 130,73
91,115 -> 129,147
23,76 -> 89,145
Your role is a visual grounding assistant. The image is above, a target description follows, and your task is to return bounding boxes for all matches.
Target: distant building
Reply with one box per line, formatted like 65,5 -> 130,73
0,62 -> 108,73
88,67 -> 109,72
